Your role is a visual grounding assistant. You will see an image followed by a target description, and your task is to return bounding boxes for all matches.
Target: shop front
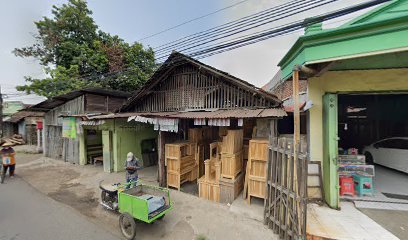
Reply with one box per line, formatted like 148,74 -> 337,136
78,117 -> 158,173
308,67 -> 408,208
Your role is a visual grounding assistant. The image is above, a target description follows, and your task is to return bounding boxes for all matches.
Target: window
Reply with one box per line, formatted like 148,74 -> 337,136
375,139 -> 408,150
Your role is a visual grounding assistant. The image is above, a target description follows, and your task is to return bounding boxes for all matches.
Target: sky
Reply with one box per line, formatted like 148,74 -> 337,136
0,0 -> 376,104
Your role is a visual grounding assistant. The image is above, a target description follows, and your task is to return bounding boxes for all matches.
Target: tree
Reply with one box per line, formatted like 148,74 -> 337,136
14,0 -> 156,98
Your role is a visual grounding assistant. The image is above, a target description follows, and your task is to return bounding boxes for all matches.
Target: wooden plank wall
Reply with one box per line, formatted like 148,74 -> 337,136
45,125 -> 63,159
44,96 -> 84,161
44,96 -> 84,126
85,94 -> 127,113
134,64 -> 276,112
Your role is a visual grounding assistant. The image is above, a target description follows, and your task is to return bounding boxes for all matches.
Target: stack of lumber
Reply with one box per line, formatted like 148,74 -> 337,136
1,134 -> 25,146
243,138 -> 269,204
220,130 -> 243,180
165,142 -> 198,190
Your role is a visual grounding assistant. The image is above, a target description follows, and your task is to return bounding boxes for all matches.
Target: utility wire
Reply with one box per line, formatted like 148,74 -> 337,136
137,0 -> 250,41
154,0 -> 322,54
52,0 -> 391,88
187,0 -> 391,59
155,0 -> 338,60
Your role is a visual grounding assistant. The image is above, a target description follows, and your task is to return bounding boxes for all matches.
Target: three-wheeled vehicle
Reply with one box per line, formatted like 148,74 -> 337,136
100,181 -> 172,239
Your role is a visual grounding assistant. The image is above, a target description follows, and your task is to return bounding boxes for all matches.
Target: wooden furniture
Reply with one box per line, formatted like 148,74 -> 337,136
221,151 -> 243,180
93,156 -> 103,165
246,138 -> 268,204
198,159 -> 221,202
165,142 -> 197,190
87,144 -> 103,164
221,129 -> 243,154
219,171 -> 244,204
198,176 -> 220,202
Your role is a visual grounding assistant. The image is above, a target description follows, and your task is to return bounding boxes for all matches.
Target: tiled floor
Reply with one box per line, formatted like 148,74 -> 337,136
307,202 -> 399,240
340,165 -> 408,213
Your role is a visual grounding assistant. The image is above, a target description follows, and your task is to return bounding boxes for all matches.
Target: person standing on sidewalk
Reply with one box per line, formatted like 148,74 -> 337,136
124,152 -> 141,187
1,142 -> 16,178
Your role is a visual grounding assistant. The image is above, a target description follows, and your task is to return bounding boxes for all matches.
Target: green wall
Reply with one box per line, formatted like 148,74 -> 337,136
113,121 -> 157,172
79,119 -> 158,173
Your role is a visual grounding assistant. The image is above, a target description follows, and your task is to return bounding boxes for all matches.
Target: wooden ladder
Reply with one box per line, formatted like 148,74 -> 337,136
307,161 -> 324,204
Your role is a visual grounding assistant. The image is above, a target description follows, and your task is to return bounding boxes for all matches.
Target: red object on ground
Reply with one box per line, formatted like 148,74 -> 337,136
36,121 -> 43,130
339,176 -> 355,196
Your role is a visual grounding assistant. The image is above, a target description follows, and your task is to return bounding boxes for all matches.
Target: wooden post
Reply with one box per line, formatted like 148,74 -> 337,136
158,131 -> 166,187
292,68 -> 302,235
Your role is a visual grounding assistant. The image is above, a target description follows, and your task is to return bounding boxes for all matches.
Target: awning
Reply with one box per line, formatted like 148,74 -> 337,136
86,108 -> 287,120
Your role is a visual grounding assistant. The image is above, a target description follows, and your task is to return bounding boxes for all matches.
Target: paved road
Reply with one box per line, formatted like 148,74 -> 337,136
0,177 -> 121,240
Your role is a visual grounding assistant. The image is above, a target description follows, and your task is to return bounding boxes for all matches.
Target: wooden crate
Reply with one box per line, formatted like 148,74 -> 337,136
204,159 -> 221,183
165,142 -> 197,190
246,138 -> 268,204
219,171 -> 244,204
248,138 -> 268,161
221,129 -> 243,154
167,170 -> 194,190
247,176 -> 266,204
210,142 -> 222,162
198,176 -> 220,202
221,151 -> 243,180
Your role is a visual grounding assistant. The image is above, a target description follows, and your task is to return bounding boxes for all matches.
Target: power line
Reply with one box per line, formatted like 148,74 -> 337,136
185,0 -> 391,59
153,0 -> 322,54
137,0 -> 250,41
39,0 -> 391,90
155,0 -> 339,60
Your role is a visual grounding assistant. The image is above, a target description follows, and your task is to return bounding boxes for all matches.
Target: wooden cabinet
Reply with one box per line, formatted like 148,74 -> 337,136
246,138 -> 269,204
165,142 -> 198,190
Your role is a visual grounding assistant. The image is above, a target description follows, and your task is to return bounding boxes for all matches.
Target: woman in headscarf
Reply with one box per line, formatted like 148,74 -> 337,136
1,142 -> 16,179
124,152 -> 141,186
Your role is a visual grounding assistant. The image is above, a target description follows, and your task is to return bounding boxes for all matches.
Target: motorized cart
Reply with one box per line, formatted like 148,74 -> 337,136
100,182 -> 172,239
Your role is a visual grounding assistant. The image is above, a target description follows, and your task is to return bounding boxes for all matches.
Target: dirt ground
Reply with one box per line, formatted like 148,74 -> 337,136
16,154 -> 278,240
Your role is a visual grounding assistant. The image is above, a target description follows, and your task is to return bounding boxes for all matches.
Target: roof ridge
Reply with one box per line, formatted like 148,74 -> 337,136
340,0 -> 402,27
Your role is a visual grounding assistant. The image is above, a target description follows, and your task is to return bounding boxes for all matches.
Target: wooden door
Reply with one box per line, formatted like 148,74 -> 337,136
323,93 -> 339,209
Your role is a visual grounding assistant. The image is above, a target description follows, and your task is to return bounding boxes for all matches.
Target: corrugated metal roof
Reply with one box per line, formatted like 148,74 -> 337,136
84,108 -> 286,120
4,111 -> 45,123
28,87 -> 131,112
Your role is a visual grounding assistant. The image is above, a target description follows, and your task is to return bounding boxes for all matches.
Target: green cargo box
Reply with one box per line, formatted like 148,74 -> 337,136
118,184 -> 172,224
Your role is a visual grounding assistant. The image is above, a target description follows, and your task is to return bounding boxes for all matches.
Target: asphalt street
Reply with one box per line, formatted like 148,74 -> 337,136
0,176 -> 121,240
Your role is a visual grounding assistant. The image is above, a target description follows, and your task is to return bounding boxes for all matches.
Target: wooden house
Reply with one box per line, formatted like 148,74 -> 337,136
3,110 -> 45,145
112,52 -> 286,190
29,88 -> 130,163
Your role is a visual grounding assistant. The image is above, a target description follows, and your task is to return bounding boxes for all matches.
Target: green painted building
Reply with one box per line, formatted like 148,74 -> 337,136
274,0 -> 408,209
78,117 -> 158,173
3,101 -> 25,117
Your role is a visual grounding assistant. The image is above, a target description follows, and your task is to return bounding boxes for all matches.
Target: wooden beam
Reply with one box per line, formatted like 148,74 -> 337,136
158,131 -> 166,187
292,69 -> 302,236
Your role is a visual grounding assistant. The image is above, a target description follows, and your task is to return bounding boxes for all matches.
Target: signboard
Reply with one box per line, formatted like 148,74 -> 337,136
62,117 -> 77,138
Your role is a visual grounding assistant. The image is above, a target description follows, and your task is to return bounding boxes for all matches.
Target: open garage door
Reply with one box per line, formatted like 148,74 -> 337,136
338,94 -> 408,201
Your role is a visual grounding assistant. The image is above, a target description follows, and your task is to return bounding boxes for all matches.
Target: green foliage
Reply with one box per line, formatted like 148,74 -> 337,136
14,0 -> 156,98
195,234 -> 207,240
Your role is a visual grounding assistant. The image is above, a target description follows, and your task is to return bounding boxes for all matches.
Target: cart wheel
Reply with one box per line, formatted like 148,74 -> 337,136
157,214 -> 165,220
119,213 -> 136,240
